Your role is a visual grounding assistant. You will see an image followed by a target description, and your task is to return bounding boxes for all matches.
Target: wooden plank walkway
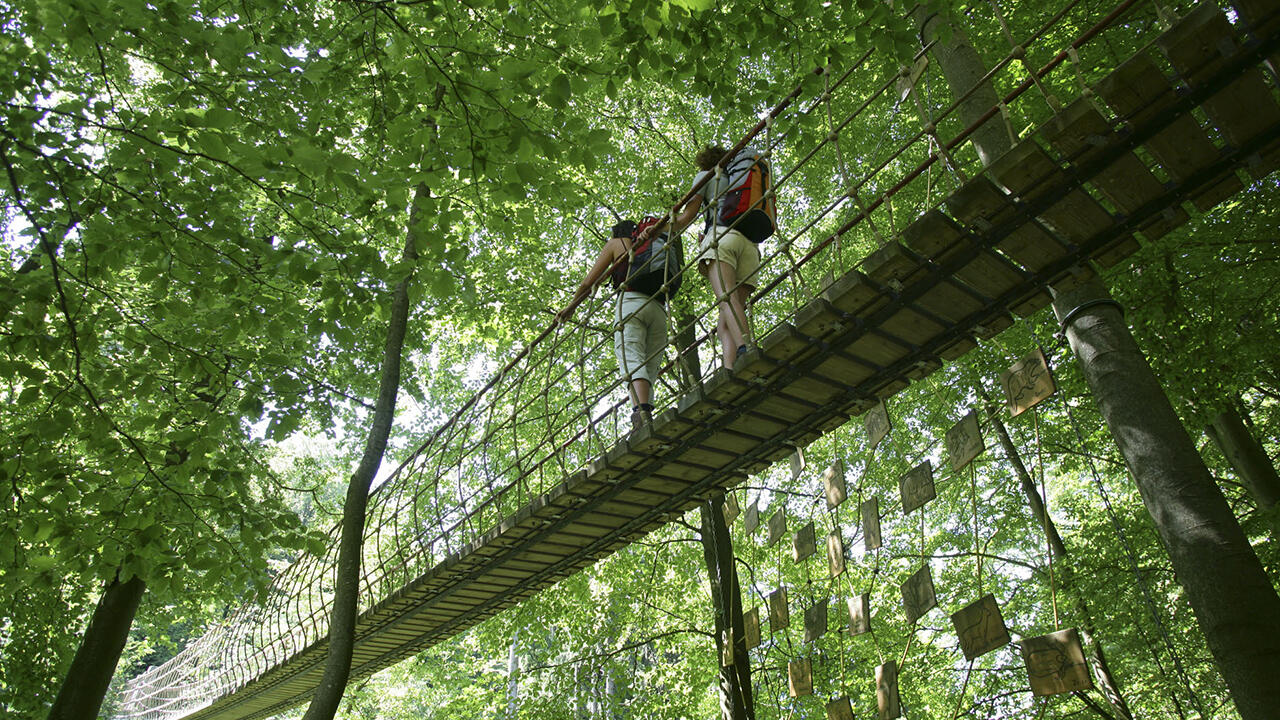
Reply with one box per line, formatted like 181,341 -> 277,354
170,6 -> 1280,719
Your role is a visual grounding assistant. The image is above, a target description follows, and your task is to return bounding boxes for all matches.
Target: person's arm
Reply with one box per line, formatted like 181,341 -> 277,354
556,236 -> 626,323
638,192 -> 705,244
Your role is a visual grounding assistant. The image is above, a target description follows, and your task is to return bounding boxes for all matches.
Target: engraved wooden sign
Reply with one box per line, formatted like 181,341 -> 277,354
804,600 -> 828,642
723,492 -> 741,525
847,592 -> 871,635
901,565 -> 938,624
946,411 -> 985,472
1001,348 -> 1056,417
789,447 -> 806,480
824,459 -> 847,509
744,499 -> 760,535
827,530 -> 846,578
794,521 -> 817,562
866,400 -> 891,452
825,696 -> 855,720
744,607 -> 761,650
767,508 -> 787,547
899,460 -> 936,515
876,660 -> 902,720
788,658 -> 813,697
950,593 -> 1011,660
1020,628 -> 1093,696
769,587 -> 790,631
861,497 -> 882,550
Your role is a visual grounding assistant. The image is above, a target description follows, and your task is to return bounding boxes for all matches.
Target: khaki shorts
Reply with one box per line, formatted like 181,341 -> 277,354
696,226 -> 761,289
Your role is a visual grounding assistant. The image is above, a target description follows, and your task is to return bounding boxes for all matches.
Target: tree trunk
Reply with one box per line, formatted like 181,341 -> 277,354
47,573 -> 146,720
699,496 -> 754,720
985,403 -> 1133,720
1206,401 -> 1280,512
914,8 -> 1014,167
506,628 -> 519,718
1053,277 -> 1280,720
300,185 -> 423,720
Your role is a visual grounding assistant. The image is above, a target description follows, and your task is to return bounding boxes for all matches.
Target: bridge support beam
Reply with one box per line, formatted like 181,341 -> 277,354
1052,275 -> 1280,720
701,494 -> 753,720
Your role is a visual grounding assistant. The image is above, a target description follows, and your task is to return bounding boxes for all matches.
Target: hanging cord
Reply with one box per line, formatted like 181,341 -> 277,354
908,60 -> 970,185
1037,320 -> 1208,716
990,0 -> 1063,113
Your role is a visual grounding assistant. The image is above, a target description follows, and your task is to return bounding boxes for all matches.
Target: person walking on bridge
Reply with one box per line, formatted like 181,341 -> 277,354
642,143 -> 776,368
557,217 -> 683,430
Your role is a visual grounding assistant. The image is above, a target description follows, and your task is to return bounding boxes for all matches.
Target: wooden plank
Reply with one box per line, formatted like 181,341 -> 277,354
989,138 -> 1117,264
1041,97 -> 1183,245
1159,3 -> 1280,176
901,209 -> 1024,302
1094,51 -> 1242,212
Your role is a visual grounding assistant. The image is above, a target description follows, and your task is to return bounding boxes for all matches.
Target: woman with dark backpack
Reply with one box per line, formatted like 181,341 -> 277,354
557,218 -> 681,429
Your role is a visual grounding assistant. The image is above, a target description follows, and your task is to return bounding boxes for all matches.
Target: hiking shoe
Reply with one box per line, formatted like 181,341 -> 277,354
630,407 -> 653,432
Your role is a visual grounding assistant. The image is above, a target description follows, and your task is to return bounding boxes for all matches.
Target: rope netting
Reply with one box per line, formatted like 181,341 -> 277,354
115,0 -> 1248,716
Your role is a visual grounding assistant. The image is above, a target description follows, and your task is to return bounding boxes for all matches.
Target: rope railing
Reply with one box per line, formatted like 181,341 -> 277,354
115,1 -> 1190,716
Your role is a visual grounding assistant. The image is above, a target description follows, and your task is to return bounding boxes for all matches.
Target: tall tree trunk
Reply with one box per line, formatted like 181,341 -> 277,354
1206,401 -> 1280,513
47,573 -> 146,720
1052,277 -> 1280,720
699,496 -> 754,720
914,8 -> 1014,167
506,628 -> 520,718
300,184 -> 423,720
984,402 -> 1133,720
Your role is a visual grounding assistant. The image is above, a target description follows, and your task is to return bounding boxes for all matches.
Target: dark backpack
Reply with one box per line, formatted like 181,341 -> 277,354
710,148 -> 777,243
610,216 -> 683,300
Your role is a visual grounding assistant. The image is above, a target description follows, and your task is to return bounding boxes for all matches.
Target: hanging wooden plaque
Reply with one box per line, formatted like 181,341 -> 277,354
824,459 -> 847,509
825,696 -> 855,720
847,592 -> 871,635
876,660 -> 902,720
769,587 -> 790,631
767,507 -> 787,547
794,521 -> 817,562
723,492 -> 741,525
1020,628 -> 1093,696
804,600 -> 828,642
1001,348 -> 1056,417
788,658 -> 813,697
901,565 -> 937,624
827,530 -> 846,578
790,447 -> 806,480
950,593 -> 1011,660
861,497 -> 882,550
865,400 -> 891,452
744,607 -> 761,650
899,460 -> 936,515
946,411 -> 985,472
744,499 -> 760,535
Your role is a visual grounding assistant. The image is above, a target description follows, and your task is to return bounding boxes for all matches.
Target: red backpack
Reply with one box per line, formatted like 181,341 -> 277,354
715,149 -> 776,243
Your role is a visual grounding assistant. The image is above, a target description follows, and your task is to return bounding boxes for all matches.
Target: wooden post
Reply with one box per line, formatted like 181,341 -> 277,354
700,495 -> 755,720
1052,276 -> 1280,719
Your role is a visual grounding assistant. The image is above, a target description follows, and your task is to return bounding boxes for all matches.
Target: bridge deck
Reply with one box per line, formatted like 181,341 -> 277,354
166,5 -> 1280,719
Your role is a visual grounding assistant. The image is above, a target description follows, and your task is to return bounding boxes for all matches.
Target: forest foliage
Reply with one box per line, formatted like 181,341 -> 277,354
2,0 -> 1278,718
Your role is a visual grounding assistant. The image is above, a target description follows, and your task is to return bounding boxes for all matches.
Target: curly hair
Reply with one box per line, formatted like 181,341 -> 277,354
694,144 -> 730,171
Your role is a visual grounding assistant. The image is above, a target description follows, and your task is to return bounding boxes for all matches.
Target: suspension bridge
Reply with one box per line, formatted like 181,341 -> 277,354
118,1 -> 1280,717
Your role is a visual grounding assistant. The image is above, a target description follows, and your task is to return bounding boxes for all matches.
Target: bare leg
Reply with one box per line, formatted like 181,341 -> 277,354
706,259 -> 751,367
629,378 -> 652,407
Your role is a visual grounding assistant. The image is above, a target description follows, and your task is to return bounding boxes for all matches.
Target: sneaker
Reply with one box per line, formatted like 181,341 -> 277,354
630,406 -> 653,432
